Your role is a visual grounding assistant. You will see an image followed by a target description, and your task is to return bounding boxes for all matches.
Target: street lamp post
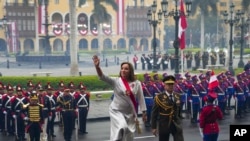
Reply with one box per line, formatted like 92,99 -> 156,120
147,1 -> 163,73
237,12 -> 250,68
158,28 -> 161,52
38,0 -> 55,55
161,0 -> 192,75
223,3 -> 241,75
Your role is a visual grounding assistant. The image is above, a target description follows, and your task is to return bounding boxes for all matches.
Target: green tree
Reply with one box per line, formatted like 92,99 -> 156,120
191,0 -> 218,52
242,0 -> 250,11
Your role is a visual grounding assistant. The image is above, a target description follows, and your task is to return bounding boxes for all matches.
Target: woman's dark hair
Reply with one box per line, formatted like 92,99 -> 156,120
119,62 -> 135,82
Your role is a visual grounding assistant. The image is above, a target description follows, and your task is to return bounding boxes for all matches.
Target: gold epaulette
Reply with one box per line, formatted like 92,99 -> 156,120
155,95 -> 173,111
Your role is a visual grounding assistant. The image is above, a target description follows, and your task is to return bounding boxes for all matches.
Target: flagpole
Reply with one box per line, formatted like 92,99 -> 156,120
181,50 -> 184,75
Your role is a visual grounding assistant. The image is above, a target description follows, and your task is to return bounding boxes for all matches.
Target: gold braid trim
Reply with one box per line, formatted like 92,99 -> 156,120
155,95 -> 174,127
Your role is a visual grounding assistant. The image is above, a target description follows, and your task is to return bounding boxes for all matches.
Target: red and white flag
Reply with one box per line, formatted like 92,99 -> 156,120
38,2 -> 45,34
116,0 -> 125,35
178,0 -> 187,50
208,70 -> 219,90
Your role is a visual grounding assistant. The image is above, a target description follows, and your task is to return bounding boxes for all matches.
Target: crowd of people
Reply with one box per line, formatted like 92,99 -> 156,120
0,81 -> 90,141
1,54 -> 250,141
133,50 -> 226,71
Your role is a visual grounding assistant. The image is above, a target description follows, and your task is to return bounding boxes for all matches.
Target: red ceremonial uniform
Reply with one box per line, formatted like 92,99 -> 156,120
199,104 -> 223,134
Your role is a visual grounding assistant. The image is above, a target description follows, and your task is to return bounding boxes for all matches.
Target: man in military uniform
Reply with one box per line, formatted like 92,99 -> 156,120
234,74 -> 247,119
225,71 -> 235,110
75,83 -> 89,134
219,50 -> 225,66
11,85 -> 29,141
174,74 -> 187,118
214,74 -> 228,118
202,51 -> 209,69
194,51 -> 201,69
210,51 -> 217,65
23,81 -> 34,97
57,88 -> 76,141
199,74 -> 208,108
153,73 -> 164,93
36,83 -> 50,141
44,83 -> 57,138
143,75 -> 156,127
2,84 -> 15,136
0,82 -> 5,132
140,54 -> 146,70
186,51 -> 193,69
24,91 -> 44,141
190,75 -> 202,123
151,75 -> 184,141
54,81 -> 65,126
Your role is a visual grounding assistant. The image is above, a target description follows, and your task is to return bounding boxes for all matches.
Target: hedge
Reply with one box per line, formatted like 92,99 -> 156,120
0,73 -> 157,91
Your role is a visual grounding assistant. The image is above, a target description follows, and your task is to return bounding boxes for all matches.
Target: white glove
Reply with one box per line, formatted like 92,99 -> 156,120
3,111 -> 7,114
24,117 -> 29,121
49,116 -> 52,121
189,99 -> 193,103
12,115 -> 16,119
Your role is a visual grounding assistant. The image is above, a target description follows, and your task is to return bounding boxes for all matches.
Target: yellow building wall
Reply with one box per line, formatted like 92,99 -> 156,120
0,0 -> 246,53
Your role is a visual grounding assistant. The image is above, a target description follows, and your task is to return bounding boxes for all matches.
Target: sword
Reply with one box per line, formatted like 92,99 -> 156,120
190,101 -> 193,119
198,127 -> 204,139
75,109 -> 79,140
14,116 -> 19,141
4,112 -> 7,135
235,98 -> 238,117
41,118 -> 48,141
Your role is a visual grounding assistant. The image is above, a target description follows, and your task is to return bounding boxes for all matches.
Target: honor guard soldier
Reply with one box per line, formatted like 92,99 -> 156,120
219,50 -> 226,66
153,73 -> 165,93
190,75 -> 202,123
68,82 -> 78,97
199,74 -> 208,107
194,51 -> 201,69
186,51 -> 193,69
36,83 -> 50,141
183,72 -> 193,115
23,81 -> 34,97
199,91 -> 223,141
242,71 -> 250,111
234,74 -> 245,119
201,51 -> 209,69
24,91 -> 44,141
2,84 -> 15,136
44,83 -> 57,138
144,75 -> 157,127
225,71 -> 235,110
11,85 -> 29,141
68,82 -> 78,129
0,82 -> 5,132
162,72 -> 168,79
75,83 -> 89,134
214,74 -> 228,118
174,74 -> 187,118
54,81 -> 65,126
140,54 -> 146,70
57,87 -> 76,141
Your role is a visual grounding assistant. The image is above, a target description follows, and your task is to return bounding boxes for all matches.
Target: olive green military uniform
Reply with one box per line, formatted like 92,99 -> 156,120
151,92 -> 184,141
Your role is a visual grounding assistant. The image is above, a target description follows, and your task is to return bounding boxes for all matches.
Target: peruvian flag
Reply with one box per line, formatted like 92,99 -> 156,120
38,1 -> 45,34
116,0 -> 125,35
178,0 -> 187,50
208,70 -> 219,90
